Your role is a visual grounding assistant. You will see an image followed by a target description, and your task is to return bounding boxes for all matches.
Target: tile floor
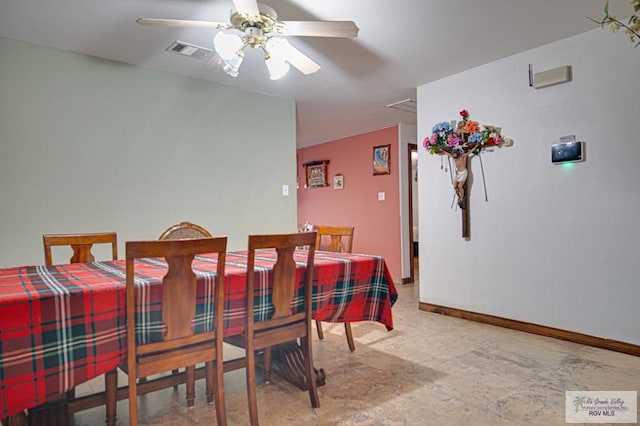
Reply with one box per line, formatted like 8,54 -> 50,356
73,268 -> 640,425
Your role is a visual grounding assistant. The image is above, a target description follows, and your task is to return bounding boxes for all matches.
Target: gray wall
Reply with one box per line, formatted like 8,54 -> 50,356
417,29 -> 640,345
0,36 -> 298,267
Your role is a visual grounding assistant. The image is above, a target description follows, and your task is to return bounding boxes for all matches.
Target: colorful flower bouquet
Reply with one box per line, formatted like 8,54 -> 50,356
423,109 -> 513,155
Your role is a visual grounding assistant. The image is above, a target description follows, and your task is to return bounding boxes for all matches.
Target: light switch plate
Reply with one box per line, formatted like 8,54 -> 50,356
378,191 -> 385,201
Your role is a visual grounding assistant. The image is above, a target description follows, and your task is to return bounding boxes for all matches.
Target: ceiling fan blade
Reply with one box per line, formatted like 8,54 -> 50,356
280,42 -> 320,75
231,0 -> 260,18
276,21 -> 359,38
136,18 -> 229,29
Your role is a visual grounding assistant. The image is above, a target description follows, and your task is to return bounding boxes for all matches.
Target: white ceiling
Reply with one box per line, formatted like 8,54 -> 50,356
0,0 -> 609,148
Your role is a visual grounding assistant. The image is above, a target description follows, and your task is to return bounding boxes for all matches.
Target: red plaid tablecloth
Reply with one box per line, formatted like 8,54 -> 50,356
0,250 -> 397,418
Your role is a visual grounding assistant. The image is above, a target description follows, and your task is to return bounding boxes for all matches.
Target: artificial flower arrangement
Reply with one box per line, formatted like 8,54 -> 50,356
423,109 -> 513,155
590,0 -> 640,47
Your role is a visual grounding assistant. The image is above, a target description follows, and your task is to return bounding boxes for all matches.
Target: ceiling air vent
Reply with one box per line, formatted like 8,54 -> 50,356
386,99 -> 417,114
165,41 -> 212,60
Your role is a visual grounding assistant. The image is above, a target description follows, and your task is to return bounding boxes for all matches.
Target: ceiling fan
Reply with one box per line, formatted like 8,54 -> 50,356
136,0 -> 359,80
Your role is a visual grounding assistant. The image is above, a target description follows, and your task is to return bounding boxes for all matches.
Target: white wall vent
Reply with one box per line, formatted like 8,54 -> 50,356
386,99 -> 417,114
165,41 -> 212,60
528,64 -> 572,89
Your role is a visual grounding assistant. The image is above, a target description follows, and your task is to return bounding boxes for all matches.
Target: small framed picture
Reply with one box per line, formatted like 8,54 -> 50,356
303,160 -> 329,188
333,174 -> 344,190
373,144 -> 391,175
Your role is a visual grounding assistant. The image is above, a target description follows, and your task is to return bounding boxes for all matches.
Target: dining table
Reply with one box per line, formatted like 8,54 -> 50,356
0,248 -> 397,422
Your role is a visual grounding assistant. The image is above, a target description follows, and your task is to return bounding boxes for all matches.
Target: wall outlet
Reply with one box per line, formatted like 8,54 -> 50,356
282,185 -> 289,196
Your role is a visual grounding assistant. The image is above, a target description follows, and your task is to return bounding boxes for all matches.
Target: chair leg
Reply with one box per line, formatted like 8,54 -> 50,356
263,347 -> 272,384
246,343 -> 259,426
300,336 -> 320,408
128,369 -> 138,426
172,368 -> 180,389
186,366 -> 196,408
105,368 -> 118,426
344,323 -> 356,352
206,361 -> 214,404
315,320 -> 324,340
206,360 -> 228,426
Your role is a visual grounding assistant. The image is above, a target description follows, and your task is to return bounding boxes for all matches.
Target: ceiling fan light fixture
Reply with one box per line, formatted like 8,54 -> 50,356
217,54 -> 244,77
265,55 -> 289,80
264,37 -> 290,80
213,31 -> 244,60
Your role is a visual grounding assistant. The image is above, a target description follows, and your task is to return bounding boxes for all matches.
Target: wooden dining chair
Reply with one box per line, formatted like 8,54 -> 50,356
159,221 -> 213,240
225,232 -> 319,426
43,232 -> 118,266
158,221 -> 213,388
314,225 -> 357,352
105,237 -> 228,426
42,232 -> 118,409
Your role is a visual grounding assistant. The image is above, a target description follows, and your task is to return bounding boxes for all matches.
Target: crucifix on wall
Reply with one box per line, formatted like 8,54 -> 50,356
424,109 -> 513,239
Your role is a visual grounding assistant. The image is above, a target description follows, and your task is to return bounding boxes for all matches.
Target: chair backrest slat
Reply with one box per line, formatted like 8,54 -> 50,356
271,246 -> 297,319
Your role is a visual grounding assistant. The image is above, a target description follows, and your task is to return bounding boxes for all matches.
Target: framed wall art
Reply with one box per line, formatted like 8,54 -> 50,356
333,174 -> 344,190
373,144 -> 391,175
303,160 -> 329,188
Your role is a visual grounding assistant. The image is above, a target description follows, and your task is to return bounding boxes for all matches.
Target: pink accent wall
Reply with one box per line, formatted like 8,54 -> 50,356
297,126 -> 402,279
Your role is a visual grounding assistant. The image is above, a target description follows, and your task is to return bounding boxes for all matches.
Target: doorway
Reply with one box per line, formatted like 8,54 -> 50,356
407,143 -> 418,283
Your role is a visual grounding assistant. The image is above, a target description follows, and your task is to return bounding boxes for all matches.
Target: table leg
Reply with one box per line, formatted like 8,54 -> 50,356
270,342 -> 326,391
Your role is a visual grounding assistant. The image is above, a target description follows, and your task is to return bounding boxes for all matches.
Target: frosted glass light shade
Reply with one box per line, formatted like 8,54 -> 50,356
265,37 -> 290,80
265,56 -> 289,80
220,55 -> 243,77
214,31 -> 243,60
265,37 -> 289,58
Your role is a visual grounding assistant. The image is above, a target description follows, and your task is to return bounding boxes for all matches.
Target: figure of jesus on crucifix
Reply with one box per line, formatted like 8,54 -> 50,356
437,143 -> 480,209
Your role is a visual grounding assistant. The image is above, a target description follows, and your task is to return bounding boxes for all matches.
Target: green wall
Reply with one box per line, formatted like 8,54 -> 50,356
0,36 -> 298,267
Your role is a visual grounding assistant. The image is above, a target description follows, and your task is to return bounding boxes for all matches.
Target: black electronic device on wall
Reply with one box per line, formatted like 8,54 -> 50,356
551,141 -> 584,164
